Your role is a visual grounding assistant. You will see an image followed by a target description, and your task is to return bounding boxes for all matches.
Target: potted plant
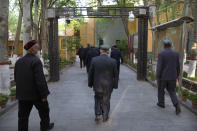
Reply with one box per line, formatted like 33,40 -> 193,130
181,88 -> 189,102
188,92 -> 197,109
10,88 -> 16,101
0,94 -> 9,108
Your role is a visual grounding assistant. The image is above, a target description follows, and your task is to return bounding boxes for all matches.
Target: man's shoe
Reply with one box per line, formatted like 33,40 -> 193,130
41,123 -> 54,131
157,103 -> 165,108
95,115 -> 100,121
175,104 -> 181,115
103,116 -> 109,122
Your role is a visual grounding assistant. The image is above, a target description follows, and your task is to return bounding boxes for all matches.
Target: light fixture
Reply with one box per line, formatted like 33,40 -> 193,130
128,11 -> 135,22
93,7 -> 98,11
139,8 -> 146,15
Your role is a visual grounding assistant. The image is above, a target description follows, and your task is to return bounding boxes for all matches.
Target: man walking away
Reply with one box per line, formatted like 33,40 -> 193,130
111,45 -> 123,78
78,45 -> 85,68
14,40 -> 54,131
84,43 -> 91,67
156,40 -> 181,115
88,45 -> 119,122
85,46 -> 100,73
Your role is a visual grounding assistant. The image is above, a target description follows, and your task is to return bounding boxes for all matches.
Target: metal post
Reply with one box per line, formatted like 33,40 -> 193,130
48,18 -> 60,81
137,16 -> 148,80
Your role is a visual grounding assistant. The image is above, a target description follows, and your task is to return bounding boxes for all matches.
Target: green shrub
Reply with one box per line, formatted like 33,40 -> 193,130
10,88 -> 16,96
183,71 -> 188,78
188,76 -> 197,82
181,88 -> 189,96
188,92 -> 197,102
175,86 -> 179,92
0,94 -> 9,103
117,40 -> 129,58
184,61 -> 189,64
148,71 -> 156,80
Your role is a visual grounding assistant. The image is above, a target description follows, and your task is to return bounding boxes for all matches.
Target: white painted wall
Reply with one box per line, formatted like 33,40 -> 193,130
95,18 -> 127,48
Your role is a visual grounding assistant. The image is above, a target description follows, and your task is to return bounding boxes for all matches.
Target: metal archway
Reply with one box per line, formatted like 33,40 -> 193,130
47,7 -> 149,81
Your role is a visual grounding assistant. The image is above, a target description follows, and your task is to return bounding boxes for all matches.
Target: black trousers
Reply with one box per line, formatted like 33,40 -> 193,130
94,92 -> 111,118
117,62 -> 120,77
18,100 -> 50,131
157,80 -> 179,107
80,58 -> 85,68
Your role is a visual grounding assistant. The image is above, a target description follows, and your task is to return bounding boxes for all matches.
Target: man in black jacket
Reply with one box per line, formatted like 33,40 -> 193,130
83,43 -> 91,67
85,46 -> 100,73
14,40 -> 54,131
78,45 -> 85,68
88,45 -> 119,122
111,45 -> 123,78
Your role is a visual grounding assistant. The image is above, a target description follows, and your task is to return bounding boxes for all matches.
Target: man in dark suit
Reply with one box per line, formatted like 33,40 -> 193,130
84,43 -> 91,67
110,45 -> 123,78
77,45 -> 85,68
85,46 -> 100,73
156,40 -> 181,115
14,40 -> 54,131
88,45 -> 119,122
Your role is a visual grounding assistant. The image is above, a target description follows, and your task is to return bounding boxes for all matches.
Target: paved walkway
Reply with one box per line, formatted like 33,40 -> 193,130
0,62 -> 197,131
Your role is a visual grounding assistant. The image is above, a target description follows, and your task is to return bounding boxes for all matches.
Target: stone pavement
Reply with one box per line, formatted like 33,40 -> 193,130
0,62 -> 197,131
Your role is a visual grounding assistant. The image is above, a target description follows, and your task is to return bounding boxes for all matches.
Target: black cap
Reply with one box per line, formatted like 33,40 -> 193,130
163,40 -> 172,46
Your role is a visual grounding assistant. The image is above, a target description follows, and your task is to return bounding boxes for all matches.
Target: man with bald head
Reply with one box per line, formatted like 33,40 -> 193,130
14,40 -> 54,131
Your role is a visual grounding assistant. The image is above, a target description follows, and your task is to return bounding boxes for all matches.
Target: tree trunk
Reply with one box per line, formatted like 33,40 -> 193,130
188,0 -> 197,77
121,17 -> 129,38
156,0 -> 161,25
14,0 -> 23,55
165,0 -> 169,22
40,0 -> 49,56
0,0 -> 10,95
32,0 -> 39,40
143,0 -> 148,6
23,0 -> 32,55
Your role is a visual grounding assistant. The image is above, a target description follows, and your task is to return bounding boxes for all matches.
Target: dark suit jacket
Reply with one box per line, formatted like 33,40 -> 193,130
84,48 -> 90,65
78,47 -> 85,59
86,49 -> 100,70
111,49 -> 123,64
88,54 -> 119,94
14,54 -> 50,100
156,48 -> 180,80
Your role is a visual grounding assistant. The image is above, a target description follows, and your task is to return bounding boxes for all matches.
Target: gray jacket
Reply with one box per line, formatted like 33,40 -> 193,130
156,48 -> 180,80
88,54 -> 119,93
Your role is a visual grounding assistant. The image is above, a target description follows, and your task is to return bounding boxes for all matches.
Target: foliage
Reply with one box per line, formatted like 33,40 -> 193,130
148,71 -> 156,80
50,0 -> 76,8
95,18 -> 115,37
182,71 -> 197,82
188,76 -> 197,82
183,71 -> 188,78
181,88 -> 189,96
43,53 -> 49,70
175,86 -> 179,92
59,57 -> 75,69
67,19 -> 85,33
9,0 -> 23,36
0,94 -> 9,103
117,40 -> 129,58
10,88 -> 16,96
124,58 -> 137,69
188,92 -> 197,103
63,36 -> 81,51
184,61 -> 189,64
